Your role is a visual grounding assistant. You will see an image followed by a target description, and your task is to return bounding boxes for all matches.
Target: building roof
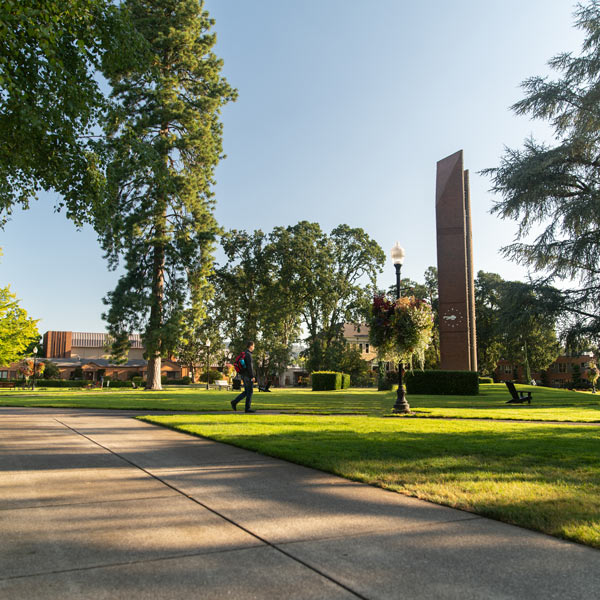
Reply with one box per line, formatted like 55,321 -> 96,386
47,358 -> 147,368
71,332 -> 144,349
342,323 -> 370,338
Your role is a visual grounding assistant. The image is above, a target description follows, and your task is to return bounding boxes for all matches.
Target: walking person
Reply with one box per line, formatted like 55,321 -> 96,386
231,341 -> 256,413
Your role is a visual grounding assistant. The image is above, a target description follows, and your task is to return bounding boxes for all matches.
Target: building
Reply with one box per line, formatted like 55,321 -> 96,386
494,353 -> 596,387
27,331 -> 183,382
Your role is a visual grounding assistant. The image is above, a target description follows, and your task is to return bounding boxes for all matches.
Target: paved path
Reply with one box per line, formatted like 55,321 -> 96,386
1,407 -> 599,599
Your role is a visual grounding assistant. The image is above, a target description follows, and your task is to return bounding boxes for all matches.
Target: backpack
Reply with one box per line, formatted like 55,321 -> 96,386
233,351 -> 246,373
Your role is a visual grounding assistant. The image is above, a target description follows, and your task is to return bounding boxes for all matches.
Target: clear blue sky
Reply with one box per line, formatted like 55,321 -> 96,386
1,0 -> 584,332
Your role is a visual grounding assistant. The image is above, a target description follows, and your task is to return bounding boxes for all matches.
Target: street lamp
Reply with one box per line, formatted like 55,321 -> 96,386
391,242 -> 411,414
31,346 -> 38,391
205,338 -> 211,391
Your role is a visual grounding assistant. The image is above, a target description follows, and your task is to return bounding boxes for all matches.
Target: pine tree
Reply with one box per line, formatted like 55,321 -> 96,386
96,0 -> 236,389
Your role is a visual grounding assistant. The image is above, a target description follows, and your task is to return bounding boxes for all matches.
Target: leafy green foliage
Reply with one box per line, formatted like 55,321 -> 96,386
41,360 -> 60,379
0,286 -> 39,365
404,370 -> 479,395
475,271 -> 561,378
0,0 -> 132,226
311,371 -> 344,391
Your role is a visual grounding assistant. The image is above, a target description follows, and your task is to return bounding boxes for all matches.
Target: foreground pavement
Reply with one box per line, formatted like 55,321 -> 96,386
1,407 -> 599,599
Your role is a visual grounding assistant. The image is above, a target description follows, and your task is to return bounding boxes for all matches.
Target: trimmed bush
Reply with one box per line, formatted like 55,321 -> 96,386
103,380 -> 134,388
161,376 -> 191,385
341,373 -> 351,389
405,370 -> 479,395
478,377 -> 493,384
31,379 -> 89,388
312,371 -> 343,391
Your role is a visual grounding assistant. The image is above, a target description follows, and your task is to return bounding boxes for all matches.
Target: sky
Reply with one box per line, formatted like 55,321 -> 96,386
0,0 -> 586,333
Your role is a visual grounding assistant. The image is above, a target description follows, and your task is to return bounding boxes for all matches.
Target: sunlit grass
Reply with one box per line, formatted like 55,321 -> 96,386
1,383 -> 599,422
140,413 -> 600,548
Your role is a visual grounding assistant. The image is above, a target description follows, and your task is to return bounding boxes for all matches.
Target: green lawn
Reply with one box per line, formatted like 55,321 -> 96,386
140,412 -> 600,549
1,383 -> 600,422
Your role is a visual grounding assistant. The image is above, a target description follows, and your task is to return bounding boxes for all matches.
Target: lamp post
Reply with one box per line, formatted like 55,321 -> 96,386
391,242 -> 411,414
205,338 -> 211,390
31,346 -> 38,391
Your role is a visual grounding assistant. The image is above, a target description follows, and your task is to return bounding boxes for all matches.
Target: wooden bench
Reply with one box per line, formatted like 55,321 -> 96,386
0,381 -> 16,389
505,381 -> 532,404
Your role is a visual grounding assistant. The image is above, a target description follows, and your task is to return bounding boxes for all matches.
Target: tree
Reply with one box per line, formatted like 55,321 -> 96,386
176,310 -> 223,382
95,0 -> 236,389
0,286 -> 39,366
275,222 -> 385,372
484,2 -> 600,339
475,271 -> 505,376
0,0 -> 131,226
215,229 -> 303,383
41,360 -> 61,379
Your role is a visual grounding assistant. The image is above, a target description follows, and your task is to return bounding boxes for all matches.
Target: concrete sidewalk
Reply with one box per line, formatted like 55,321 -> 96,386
1,407 -> 599,599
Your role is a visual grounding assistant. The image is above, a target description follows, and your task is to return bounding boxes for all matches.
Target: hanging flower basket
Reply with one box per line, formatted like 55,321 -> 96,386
369,294 -> 434,368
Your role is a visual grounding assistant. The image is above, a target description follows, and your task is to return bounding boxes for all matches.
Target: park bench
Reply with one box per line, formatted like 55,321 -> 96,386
505,381 -> 532,404
0,381 -> 16,389
211,380 -> 231,391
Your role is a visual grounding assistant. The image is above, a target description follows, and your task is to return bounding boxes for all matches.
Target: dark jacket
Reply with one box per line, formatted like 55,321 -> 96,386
242,349 -> 254,379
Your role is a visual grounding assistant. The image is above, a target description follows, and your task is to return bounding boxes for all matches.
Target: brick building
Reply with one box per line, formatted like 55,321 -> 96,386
494,353 -> 596,387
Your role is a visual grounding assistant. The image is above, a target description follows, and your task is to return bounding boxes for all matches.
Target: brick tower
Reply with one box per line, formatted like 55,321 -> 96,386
435,150 -> 477,371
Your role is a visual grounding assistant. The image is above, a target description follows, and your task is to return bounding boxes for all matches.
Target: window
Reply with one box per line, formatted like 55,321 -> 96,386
0,371 -> 7,379
359,343 -> 363,352
365,344 -> 370,354
558,363 -> 567,373
503,364 -> 512,373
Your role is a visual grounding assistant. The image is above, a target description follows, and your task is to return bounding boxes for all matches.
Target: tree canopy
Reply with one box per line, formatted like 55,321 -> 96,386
0,0 -> 130,226
0,285 -> 39,366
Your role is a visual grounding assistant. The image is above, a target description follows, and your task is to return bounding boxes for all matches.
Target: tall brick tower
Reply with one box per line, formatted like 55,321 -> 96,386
435,150 -> 477,371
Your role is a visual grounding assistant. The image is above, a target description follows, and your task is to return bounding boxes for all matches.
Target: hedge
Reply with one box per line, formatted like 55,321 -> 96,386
405,370 -> 479,395
28,379 -> 90,388
312,371 -> 343,391
341,373 -> 351,389
478,377 -> 494,384
161,376 -> 191,385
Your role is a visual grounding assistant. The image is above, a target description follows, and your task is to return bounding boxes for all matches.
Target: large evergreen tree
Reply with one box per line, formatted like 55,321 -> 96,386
485,1 -> 600,339
96,0 -> 236,389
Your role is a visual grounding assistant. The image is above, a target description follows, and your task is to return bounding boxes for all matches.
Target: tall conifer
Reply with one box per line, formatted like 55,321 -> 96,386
97,0 -> 236,389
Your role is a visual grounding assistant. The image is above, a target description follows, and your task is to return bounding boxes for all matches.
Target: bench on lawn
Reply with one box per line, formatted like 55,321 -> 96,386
505,381 -> 532,404
210,380 -> 231,391
0,381 -> 16,389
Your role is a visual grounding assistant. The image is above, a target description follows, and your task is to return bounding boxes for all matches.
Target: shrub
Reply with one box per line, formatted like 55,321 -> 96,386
30,379 -> 89,388
312,371 -> 343,391
198,369 -> 223,383
405,370 -> 479,395
478,377 -> 493,384
161,376 -> 191,385
104,379 -> 134,388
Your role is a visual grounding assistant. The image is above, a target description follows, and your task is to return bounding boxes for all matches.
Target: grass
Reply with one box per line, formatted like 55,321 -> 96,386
139,412 -> 600,549
1,383 -> 600,422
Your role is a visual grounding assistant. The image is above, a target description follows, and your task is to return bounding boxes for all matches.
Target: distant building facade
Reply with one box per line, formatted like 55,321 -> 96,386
0,331 -> 184,382
494,353 -> 596,387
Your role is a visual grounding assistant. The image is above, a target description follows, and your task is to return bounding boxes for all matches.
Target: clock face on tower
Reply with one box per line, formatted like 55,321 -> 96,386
441,306 -> 465,329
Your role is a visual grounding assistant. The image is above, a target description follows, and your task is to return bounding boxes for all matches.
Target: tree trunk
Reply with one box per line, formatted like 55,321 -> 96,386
146,210 -> 166,391
146,356 -> 162,390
